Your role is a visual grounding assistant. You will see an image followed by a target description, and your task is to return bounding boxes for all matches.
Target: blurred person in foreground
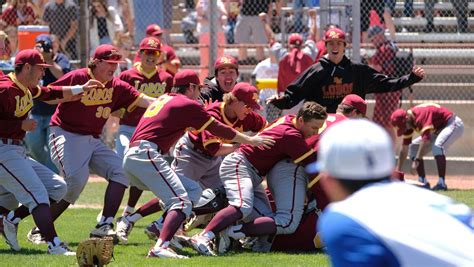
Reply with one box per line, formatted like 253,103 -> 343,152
312,119 -> 474,267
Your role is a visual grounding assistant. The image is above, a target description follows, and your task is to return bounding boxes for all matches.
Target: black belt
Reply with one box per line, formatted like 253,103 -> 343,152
1,138 -> 22,145
129,141 -> 163,154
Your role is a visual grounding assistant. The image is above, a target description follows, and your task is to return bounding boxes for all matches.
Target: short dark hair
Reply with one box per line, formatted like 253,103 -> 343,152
297,101 -> 328,122
14,64 -> 25,74
337,177 -> 391,194
171,85 -> 189,94
336,103 -> 363,116
87,60 -> 98,70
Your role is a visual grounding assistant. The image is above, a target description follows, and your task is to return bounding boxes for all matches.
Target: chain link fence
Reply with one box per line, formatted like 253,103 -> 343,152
1,0 -> 472,161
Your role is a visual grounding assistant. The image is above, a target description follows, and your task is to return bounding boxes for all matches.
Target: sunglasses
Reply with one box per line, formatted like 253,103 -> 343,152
141,50 -> 160,57
100,54 -> 123,61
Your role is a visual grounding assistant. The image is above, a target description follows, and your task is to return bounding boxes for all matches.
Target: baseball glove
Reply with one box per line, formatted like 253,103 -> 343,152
76,236 -> 114,267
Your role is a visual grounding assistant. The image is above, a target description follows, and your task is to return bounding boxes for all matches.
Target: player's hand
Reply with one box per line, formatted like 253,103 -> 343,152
412,66 -> 424,79
83,79 -> 105,92
203,98 -> 217,108
308,8 -> 317,18
266,94 -> 282,105
248,135 -> 275,149
21,119 -> 37,132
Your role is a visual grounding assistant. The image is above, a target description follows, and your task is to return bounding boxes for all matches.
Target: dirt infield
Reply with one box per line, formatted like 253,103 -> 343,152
89,174 -> 474,189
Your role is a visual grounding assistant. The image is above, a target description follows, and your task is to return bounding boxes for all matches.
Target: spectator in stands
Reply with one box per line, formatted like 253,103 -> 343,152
1,0 -> 37,53
293,0 -> 319,34
223,0 -> 240,44
89,0 -> 124,53
181,1 -> 198,44
115,32 -> 133,73
196,0 -> 227,81
252,43 -> 279,121
234,0 -> 279,64
43,0 -> 79,59
200,55 -> 239,103
403,0 -> 414,18
367,25 -> 399,141
0,30 -> 12,60
424,0 -> 469,33
25,34 -> 71,173
161,0 -> 173,44
107,0 -> 134,39
361,0 -> 395,42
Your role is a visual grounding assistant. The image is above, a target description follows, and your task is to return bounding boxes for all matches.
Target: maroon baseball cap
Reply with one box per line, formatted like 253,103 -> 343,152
288,33 -> 303,46
139,37 -> 161,51
341,94 -> 367,116
174,69 -> 201,87
15,49 -> 52,67
146,24 -> 163,37
232,82 -> 261,110
214,55 -> 238,71
390,109 -> 408,136
93,44 -> 125,63
324,28 -> 346,43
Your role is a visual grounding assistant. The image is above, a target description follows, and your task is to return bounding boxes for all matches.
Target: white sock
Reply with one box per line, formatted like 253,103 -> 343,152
6,211 -> 20,224
227,225 -> 246,239
122,206 -> 135,215
100,216 -> 114,225
48,236 -> 62,248
127,213 -> 142,223
154,238 -> 169,250
202,231 -> 215,240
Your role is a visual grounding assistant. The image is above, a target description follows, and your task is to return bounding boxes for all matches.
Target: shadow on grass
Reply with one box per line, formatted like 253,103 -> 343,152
0,248 -> 44,255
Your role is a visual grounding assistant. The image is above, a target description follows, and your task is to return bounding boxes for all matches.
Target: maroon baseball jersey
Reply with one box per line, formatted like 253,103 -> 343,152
49,68 -> 143,137
188,101 -> 267,156
306,113 -> 347,150
131,93 -> 236,153
240,115 -> 316,176
119,64 -> 173,126
0,73 -> 64,139
401,103 -> 454,145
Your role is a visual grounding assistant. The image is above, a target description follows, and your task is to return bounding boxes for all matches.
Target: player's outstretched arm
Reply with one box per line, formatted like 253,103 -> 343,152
44,79 -> 105,104
136,95 -> 157,108
231,132 -> 275,149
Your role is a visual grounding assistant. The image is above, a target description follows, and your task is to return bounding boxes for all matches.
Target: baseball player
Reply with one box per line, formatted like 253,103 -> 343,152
25,44 -> 157,243
134,24 -> 181,76
391,104 -> 464,190
115,37 -> 173,218
122,70 -> 274,258
218,94 -> 366,253
190,101 -> 327,256
317,119 -> 474,266
268,94 -> 367,252
200,55 -> 239,103
116,82 -> 267,244
0,49 -> 101,255
268,27 -> 424,114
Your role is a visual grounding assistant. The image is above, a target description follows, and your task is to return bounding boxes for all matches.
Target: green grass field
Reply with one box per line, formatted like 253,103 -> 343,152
1,181 -> 473,266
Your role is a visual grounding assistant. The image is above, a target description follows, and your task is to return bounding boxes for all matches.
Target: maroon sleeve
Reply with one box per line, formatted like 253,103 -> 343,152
112,79 -> 142,111
206,120 -> 237,141
285,133 -> 317,167
164,73 -> 173,92
33,86 -> 65,101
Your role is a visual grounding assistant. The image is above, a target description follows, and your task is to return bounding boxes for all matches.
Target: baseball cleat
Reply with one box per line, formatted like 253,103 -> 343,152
90,223 -> 118,244
144,221 -> 161,241
190,234 -> 216,256
116,217 -> 134,244
2,217 -> 20,251
48,242 -> 76,256
147,246 -> 188,259
27,227 -> 46,245
432,183 -> 448,191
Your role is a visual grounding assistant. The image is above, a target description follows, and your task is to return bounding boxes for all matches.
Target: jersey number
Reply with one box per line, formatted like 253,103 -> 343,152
95,106 -> 111,119
143,94 -> 173,118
